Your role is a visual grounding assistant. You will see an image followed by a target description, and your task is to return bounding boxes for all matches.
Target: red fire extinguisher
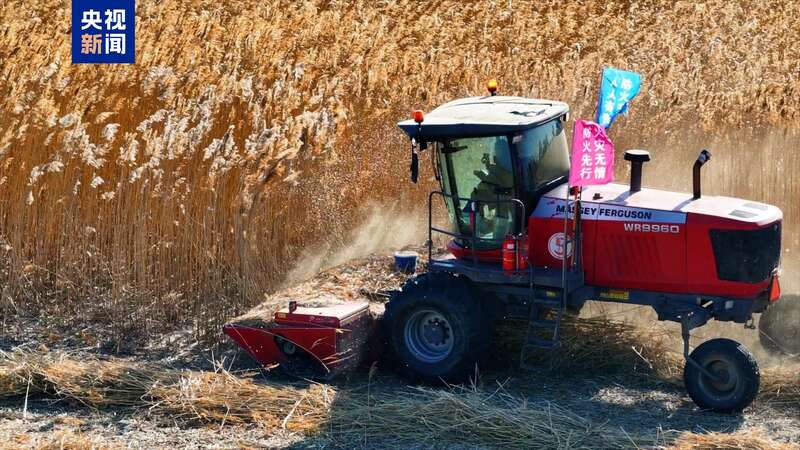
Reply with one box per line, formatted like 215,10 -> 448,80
503,234 -> 529,273
517,235 -> 529,270
502,234 -> 516,272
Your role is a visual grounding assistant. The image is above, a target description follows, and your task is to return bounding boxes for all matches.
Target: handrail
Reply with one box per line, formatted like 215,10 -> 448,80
427,190 -> 527,268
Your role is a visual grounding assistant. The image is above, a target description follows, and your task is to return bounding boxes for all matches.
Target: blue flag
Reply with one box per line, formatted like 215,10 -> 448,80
595,67 -> 641,129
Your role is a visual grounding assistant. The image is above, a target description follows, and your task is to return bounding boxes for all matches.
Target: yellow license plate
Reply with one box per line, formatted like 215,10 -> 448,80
600,290 -> 629,301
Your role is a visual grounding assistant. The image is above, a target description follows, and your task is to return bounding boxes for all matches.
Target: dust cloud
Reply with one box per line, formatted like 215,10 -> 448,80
285,204 -> 427,284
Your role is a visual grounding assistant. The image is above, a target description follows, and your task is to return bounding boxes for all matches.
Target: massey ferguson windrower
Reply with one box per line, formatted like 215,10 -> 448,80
387,81 -> 783,413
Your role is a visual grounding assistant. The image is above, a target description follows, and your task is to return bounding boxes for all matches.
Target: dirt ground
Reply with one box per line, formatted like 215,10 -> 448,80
1,252 -> 798,449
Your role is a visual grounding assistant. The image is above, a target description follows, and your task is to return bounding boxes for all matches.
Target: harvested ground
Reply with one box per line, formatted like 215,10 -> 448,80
3,0 -> 800,343
1,251 -> 798,449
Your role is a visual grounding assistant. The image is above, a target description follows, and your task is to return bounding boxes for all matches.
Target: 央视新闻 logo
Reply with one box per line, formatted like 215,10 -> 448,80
72,0 -> 135,64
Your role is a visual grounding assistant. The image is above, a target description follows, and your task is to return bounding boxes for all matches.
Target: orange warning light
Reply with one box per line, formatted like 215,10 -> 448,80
487,79 -> 498,95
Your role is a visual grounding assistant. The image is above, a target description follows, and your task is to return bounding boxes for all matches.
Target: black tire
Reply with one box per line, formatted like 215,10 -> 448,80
684,338 -> 760,413
383,273 -> 488,384
758,295 -> 800,356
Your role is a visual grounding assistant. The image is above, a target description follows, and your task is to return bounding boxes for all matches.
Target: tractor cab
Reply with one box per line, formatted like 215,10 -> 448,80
398,96 -> 570,260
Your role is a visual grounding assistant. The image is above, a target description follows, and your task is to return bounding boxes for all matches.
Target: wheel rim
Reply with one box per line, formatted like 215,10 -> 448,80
275,336 -> 297,355
698,357 -> 739,398
403,309 -> 454,363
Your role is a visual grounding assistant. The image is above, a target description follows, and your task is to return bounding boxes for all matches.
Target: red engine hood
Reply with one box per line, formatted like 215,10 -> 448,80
540,183 -> 782,228
531,183 -> 782,299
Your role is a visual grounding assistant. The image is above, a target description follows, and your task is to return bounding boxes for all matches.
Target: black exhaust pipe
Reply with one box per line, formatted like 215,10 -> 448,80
624,150 -> 651,193
693,149 -> 711,199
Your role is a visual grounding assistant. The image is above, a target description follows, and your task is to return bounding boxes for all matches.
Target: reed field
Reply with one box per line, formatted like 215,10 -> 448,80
1,0 -> 799,342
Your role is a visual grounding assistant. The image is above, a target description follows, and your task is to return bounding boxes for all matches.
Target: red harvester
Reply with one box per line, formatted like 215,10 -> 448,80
226,81 -> 786,413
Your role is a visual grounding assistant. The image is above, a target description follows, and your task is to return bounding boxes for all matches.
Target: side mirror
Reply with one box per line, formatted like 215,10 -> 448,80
410,139 -> 427,183
410,150 -> 419,183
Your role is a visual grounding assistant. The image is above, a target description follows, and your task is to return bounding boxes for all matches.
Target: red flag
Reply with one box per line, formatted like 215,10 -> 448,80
569,119 -> 615,187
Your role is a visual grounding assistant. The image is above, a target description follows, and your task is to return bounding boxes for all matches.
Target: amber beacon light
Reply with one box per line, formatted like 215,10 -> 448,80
487,79 -> 498,95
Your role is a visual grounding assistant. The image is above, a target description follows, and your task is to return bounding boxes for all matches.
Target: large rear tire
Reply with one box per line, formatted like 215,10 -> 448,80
684,338 -> 759,413
383,273 -> 488,384
758,295 -> 800,356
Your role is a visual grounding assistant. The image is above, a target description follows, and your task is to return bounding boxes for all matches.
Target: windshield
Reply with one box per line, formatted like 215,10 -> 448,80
515,119 -> 570,208
437,136 -> 516,248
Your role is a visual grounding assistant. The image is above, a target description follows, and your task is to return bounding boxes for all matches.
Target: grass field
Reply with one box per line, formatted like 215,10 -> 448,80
1,0 -> 799,342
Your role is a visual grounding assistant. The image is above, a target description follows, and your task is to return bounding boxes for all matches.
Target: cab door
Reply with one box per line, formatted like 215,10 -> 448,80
437,135 -> 516,250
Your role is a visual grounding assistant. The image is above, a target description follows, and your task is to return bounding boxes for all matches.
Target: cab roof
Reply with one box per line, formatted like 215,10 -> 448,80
397,96 -> 569,140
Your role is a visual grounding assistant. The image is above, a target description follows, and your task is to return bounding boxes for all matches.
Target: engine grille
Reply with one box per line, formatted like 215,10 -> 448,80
710,222 -> 781,283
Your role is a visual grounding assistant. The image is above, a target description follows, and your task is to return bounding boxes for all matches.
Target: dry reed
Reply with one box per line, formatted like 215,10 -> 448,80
326,383 -> 653,449
0,430 -> 118,450
497,316 -> 800,411
668,429 -> 799,450
2,0 -> 800,342
760,366 -> 800,409
0,349 -> 656,449
495,315 -> 682,379
1,342 -> 798,448
0,349 -> 333,431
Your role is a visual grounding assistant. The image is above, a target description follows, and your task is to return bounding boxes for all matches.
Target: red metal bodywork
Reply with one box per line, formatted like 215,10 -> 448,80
223,302 -> 373,376
447,182 -> 782,299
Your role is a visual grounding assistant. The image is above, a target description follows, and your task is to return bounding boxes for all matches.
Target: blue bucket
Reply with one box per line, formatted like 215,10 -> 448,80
394,251 -> 418,274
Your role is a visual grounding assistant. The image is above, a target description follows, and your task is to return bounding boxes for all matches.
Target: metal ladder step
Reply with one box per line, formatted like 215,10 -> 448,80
519,294 -> 565,369
530,318 -> 558,328
532,297 -> 562,309
523,337 -> 562,350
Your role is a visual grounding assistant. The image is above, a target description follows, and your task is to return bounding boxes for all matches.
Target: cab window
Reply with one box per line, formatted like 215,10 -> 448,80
515,118 -> 570,207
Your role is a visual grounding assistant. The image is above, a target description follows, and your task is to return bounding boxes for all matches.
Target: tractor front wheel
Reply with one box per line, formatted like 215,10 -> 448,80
683,338 -> 760,413
384,273 -> 488,384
